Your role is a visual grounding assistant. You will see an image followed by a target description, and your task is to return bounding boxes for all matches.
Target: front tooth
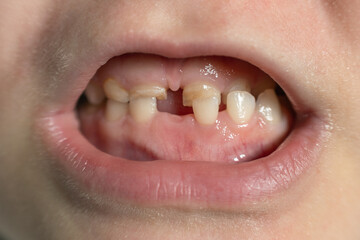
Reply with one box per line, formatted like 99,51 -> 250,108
193,96 -> 219,125
226,91 -> 255,124
105,99 -> 128,121
182,83 -> 221,107
85,81 -> 105,105
222,78 -> 251,104
256,89 -> 282,124
103,78 -> 129,103
129,97 -> 157,123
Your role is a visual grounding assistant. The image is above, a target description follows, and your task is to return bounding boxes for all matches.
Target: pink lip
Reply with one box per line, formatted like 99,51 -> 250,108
36,35 -> 330,210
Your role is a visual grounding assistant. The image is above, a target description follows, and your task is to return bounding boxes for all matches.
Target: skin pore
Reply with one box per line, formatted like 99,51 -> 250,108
0,0 -> 360,239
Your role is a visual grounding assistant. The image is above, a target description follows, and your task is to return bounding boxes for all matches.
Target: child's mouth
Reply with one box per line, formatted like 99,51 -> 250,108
77,53 -> 292,163
36,36 -> 330,211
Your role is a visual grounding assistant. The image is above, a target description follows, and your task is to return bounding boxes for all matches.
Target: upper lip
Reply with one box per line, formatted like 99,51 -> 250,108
35,9 -> 332,211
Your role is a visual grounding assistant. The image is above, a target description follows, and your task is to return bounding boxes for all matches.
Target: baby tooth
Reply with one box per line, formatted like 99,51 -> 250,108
252,74 -> 276,97
183,83 -> 221,107
256,89 -> 282,123
105,99 -> 128,121
130,85 -> 167,100
129,97 -> 157,123
193,96 -> 219,125
226,91 -> 255,124
222,79 -> 251,104
103,78 -> 129,103
85,81 -> 105,105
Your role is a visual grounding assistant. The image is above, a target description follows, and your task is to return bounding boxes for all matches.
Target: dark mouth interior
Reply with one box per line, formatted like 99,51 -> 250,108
75,54 -> 294,163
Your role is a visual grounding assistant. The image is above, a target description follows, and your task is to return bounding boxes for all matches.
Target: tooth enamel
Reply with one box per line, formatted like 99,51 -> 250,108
252,74 -> 276,97
182,83 -> 221,107
256,89 -> 282,123
130,85 -> 167,100
129,97 -> 157,123
105,99 -> 128,121
85,81 -> 105,105
226,91 -> 255,124
222,79 -> 251,104
193,96 -> 219,125
103,78 -> 129,103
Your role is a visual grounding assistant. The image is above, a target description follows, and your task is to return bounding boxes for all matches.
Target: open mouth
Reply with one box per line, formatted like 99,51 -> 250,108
36,39 -> 329,211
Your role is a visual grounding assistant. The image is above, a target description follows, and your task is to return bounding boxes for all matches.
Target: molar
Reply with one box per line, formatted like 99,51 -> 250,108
226,91 -> 255,124
85,81 -> 105,105
256,89 -> 282,124
103,78 -> 129,103
183,83 -> 221,125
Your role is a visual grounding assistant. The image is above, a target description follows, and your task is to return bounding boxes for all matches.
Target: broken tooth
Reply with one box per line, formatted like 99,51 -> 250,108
103,78 -> 129,103
256,89 -> 282,124
85,81 -> 105,105
129,97 -> 157,123
130,85 -> 167,100
252,73 -> 276,97
105,99 -> 128,121
226,91 -> 255,124
182,83 -> 221,107
222,78 -> 251,104
193,96 -> 219,125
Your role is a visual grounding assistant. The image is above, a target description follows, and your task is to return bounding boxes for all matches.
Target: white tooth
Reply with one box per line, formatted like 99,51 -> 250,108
226,91 -> 255,124
256,89 -> 282,123
252,73 -> 276,97
130,85 -> 167,100
129,97 -> 157,123
85,81 -> 105,105
222,78 -> 251,104
193,96 -> 219,125
105,99 -> 128,121
103,78 -> 129,103
183,83 -> 221,107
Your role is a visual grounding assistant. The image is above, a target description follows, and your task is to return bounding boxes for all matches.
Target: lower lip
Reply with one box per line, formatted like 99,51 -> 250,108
37,110 -> 327,210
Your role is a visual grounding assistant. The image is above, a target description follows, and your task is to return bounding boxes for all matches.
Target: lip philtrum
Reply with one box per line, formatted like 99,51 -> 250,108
77,54 -> 293,163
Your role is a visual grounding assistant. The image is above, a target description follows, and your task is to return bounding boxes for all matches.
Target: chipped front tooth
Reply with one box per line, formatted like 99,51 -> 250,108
130,85 -> 167,100
129,97 -> 157,123
193,96 -> 219,125
226,91 -> 255,124
222,78 -> 251,104
252,73 -> 276,97
103,78 -> 129,103
105,99 -> 128,121
256,89 -> 282,123
85,81 -> 105,105
183,83 -> 221,107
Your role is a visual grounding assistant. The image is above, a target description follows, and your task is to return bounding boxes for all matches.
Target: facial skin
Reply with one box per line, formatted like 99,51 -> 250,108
0,0 -> 360,239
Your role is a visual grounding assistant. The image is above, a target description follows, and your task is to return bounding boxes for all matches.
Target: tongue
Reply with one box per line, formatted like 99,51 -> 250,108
78,54 -> 293,163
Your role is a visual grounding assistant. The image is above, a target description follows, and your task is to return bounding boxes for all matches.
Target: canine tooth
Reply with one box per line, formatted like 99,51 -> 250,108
256,89 -> 282,123
252,74 -> 276,97
130,85 -> 167,100
222,79 -> 251,104
193,96 -> 219,125
105,99 -> 128,121
183,83 -> 221,107
129,97 -> 157,123
226,91 -> 255,124
103,78 -> 129,103
85,81 -> 105,105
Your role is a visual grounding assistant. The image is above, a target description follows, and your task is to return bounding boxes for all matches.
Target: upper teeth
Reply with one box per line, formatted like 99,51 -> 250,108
84,76 -> 283,126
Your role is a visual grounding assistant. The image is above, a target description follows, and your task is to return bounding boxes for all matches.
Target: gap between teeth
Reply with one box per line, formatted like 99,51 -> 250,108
84,77 -> 283,126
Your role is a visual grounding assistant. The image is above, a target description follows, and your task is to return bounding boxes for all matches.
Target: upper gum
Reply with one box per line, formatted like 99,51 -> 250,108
94,53 -> 262,93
